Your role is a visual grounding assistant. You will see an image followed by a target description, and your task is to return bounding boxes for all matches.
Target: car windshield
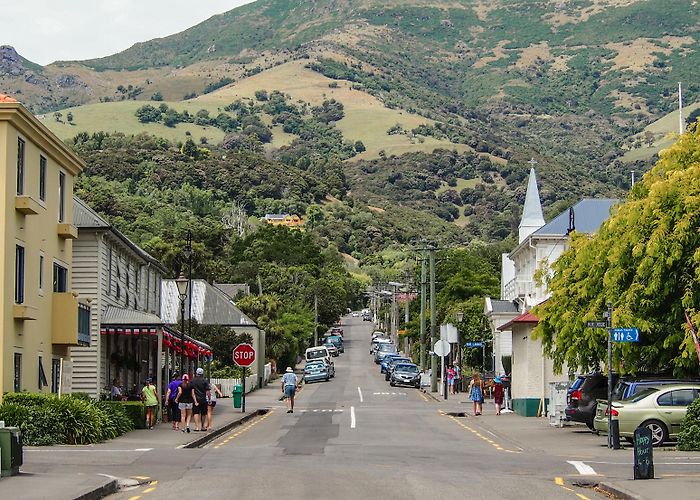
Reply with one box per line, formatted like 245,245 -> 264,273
378,344 -> 396,352
396,364 -> 418,373
624,387 -> 658,403
328,336 -> 341,342
307,350 -> 327,360
390,358 -> 410,366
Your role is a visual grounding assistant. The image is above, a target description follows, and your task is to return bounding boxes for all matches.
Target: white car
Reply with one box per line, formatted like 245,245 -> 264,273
351,312 -> 359,317
305,346 -> 331,365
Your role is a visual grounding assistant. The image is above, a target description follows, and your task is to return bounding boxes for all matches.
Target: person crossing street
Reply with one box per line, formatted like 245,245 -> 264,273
281,367 -> 298,413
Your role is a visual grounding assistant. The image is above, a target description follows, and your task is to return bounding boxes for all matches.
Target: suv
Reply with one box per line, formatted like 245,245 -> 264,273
565,372 -> 619,429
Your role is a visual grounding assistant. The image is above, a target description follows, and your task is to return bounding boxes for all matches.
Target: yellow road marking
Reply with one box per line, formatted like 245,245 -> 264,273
143,487 -> 156,493
554,477 -> 564,485
149,481 -> 158,486
552,477 -> 590,500
128,497 -> 141,500
212,411 -> 273,447
444,413 -> 519,453
131,476 -> 150,480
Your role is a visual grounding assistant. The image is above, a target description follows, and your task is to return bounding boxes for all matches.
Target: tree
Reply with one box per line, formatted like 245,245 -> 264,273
687,108 -> 700,129
533,127 -> 700,376
66,112 -> 74,124
354,140 -> 366,153
151,91 -> 163,101
54,112 -> 62,122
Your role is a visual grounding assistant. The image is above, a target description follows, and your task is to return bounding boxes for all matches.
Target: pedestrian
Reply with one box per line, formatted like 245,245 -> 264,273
111,378 -> 123,400
281,367 -> 298,413
191,367 -> 210,431
141,378 -> 159,429
165,373 -> 182,430
468,373 -> 485,416
493,376 -> 504,415
206,381 -> 223,431
447,364 -> 456,395
454,364 -> 461,393
176,374 -> 193,433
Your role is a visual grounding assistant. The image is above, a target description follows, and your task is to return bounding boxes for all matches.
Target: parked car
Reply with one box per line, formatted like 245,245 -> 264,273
325,335 -> 344,353
304,360 -> 330,383
565,372 -> 619,429
390,363 -> 421,388
593,384 -> 700,446
324,341 -> 339,357
371,337 -> 392,354
331,326 -> 344,337
612,378 -> 700,400
305,346 -> 331,364
380,353 -> 401,374
352,312 -> 359,317
567,375 -> 586,405
374,343 -> 397,364
385,357 -> 412,381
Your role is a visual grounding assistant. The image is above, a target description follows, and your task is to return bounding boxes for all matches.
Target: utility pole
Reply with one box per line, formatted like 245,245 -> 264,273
679,82 -> 684,134
420,252 -> 427,371
314,293 -> 319,347
429,248 -> 437,392
606,301 -> 613,449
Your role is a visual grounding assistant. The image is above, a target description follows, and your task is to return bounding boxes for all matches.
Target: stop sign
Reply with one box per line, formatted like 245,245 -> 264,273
232,343 -> 256,367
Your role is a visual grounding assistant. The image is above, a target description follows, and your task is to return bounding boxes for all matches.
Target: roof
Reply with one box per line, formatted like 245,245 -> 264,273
73,197 -> 167,274
102,306 -> 163,325
533,199 -> 619,237
488,299 -> 520,314
213,283 -> 250,299
264,213 -> 288,219
0,93 -> 17,102
498,310 -> 539,331
161,279 -> 257,327
519,167 -> 545,241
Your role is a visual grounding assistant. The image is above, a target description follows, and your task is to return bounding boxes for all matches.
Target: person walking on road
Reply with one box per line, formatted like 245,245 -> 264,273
206,381 -> 224,431
447,365 -> 456,395
468,373 -> 485,416
493,376 -> 504,415
454,364 -> 461,393
165,373 -> 181,430
191,367 -> 210,431
282,367 -> 298,413
176,374 -> 194,433
141,378 -> 159,429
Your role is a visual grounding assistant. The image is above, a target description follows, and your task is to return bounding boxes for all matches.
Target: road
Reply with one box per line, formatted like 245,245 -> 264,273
109,316 -> 602,500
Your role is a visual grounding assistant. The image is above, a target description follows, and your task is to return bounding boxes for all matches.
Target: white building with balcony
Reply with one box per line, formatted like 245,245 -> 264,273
485,167 -> 618,416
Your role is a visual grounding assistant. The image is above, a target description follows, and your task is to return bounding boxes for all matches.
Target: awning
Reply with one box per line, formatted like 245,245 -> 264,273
100,324 -> 212,359
498,311 -> 539,331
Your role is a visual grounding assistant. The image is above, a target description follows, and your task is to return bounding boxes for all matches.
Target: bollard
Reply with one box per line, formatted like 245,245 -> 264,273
611,419 -> 621,449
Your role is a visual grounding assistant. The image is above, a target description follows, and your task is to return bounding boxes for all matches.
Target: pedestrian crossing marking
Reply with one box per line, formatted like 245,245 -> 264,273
305,409 -> 343,413
372,392 -> 407,396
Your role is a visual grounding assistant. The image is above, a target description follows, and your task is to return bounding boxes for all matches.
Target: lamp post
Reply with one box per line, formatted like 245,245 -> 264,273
183,232 -> 193,362
455,311 -> 463,391
175,272 -> 188,374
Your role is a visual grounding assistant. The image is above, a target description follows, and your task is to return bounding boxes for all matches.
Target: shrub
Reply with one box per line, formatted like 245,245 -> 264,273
117,401 -> 147,429
96,401 -> 135,435
678,398 -> 700,451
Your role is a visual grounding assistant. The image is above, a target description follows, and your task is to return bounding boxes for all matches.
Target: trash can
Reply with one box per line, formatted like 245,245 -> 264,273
233,385 -> 243,409
0,427 -> 22,477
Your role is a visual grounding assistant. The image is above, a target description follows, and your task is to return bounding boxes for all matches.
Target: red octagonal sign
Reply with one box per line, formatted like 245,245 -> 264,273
232,343 -> 256,367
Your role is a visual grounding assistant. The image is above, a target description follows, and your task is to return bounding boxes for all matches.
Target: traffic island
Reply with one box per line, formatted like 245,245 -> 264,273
181,409 -> 269,449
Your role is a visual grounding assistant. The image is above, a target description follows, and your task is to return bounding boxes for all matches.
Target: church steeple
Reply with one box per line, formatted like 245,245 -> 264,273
519,167 -> 545,243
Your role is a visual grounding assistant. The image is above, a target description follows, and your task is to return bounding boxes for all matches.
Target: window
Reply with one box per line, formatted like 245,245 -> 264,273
657,389 -> 697,407
17,138 -> 25,195
14,353 -> 21,392
39,254 -> 44,291
39,155 -> 47,201
53,263 -> 68,292
51,359 -> 61,393
107,246 -> 113,295
135,266 -> 140,294
126,262 -> 130,288
58,171 -> 66,222
38,356 -> 48,390
116,283 -> 121,300
15,245 -> 25,304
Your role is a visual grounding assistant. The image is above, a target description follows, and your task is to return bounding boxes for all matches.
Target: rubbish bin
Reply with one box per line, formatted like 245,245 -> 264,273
233,385 -> 243,408
0,427 -> 22,477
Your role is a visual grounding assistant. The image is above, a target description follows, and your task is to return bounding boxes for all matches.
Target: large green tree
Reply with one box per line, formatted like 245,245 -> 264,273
534,126 -> 700,376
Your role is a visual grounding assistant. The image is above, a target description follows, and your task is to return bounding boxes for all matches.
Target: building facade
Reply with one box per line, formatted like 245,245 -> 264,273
0,94 -> 86,399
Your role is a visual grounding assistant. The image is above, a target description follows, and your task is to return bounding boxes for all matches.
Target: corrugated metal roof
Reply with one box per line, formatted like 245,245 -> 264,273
161,279 -> 257,327
490,299 -> 519,314
213,283 -> 250,299
498,311 -> 540,331
102,306 -> 163,325
534,199 -> 619,236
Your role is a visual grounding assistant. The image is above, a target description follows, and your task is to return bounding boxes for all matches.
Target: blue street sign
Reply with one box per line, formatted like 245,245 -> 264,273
612,328 -> 640,342
464,341 -> 483,348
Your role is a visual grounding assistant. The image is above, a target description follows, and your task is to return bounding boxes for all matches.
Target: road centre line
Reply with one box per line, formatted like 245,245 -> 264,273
212,411 -> 273,449
358,386 -> 364,402
553,477 -> 590,500
351,406 -> 356,429
443,413 -> 520,454
567,461 -> 598,476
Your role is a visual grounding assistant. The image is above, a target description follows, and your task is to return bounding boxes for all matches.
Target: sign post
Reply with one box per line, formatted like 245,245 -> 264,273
605,302 -> 613,449
433,340 -> 450,400
233,343 -> 256,413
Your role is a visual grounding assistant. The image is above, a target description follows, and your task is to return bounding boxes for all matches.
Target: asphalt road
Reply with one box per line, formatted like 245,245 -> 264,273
108,316 -> 603,500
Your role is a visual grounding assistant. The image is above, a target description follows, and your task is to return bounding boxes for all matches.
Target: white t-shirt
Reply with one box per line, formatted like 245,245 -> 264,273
209,383 -> 217,402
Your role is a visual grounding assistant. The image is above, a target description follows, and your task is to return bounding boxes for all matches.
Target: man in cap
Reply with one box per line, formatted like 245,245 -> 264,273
191,367 -> 210,431
281,367 -> 298,413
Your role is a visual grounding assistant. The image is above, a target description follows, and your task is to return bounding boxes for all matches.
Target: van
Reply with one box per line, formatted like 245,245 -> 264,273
305,346 -> 330,363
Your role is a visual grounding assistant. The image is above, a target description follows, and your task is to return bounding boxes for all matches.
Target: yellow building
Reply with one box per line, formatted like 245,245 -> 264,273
263,213 -> 304,228
0,94 -> 86,400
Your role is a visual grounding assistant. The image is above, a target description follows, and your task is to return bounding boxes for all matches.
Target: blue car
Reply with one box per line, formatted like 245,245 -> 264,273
326,335 -> 344,353
380,354 -> 401,374
304,360 -> 330,383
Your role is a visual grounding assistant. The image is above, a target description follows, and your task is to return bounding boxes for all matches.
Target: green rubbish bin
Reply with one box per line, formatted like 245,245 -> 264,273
233,385 -> 243,408
0,427 -> 22,477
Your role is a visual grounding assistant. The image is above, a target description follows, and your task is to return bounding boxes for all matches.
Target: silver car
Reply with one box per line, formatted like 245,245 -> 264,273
374,342 -> 397,364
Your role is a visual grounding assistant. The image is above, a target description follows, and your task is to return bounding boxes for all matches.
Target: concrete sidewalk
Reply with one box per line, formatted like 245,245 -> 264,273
0,383 -> 283,500
421,392 -> 700,500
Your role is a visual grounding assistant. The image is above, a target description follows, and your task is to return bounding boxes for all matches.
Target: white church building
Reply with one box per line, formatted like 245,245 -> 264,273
485,167 -> 617,416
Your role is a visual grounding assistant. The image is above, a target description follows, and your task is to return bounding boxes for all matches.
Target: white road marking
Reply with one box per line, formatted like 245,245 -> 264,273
567,461 -> 598,475
358,386 -> 364,402
26,448 -> 153,453
372,392 -> 407,396
351,406 -> 356,429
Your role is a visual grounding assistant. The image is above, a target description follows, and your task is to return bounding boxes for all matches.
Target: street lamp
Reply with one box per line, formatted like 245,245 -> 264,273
183,231 -> 193,369
175,272 -> 188,373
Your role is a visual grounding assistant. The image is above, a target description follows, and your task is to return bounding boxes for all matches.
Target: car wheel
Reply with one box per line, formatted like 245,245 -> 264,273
325,377 -> 330,382
586,420 -> 595,431
415,383 -> 420,389
385,374 -> 390,381
390,381 -> 396,387
641,420 -> 668,447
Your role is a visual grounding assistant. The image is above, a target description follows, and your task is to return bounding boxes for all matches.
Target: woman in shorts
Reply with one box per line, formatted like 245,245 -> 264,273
141,378 -> 159,429
206,381 -> 224,431
175,374 -> 194,433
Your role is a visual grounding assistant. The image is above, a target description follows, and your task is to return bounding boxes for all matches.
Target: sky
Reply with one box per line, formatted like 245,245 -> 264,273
2,0 -> 256,66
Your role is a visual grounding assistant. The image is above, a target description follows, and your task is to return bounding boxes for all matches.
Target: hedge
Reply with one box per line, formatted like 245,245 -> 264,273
0,393 -> 135,445
678,398 -> 700,451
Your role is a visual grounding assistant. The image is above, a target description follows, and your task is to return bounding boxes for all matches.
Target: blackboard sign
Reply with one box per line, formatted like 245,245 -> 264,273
633,427 -> 654,480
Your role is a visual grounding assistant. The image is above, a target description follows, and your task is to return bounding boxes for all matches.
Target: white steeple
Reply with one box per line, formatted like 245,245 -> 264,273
519,166 -> 545,243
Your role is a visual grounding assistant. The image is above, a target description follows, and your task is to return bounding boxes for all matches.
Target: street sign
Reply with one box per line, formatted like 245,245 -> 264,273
232,343 -> 256,367
587,321 -> 607,329
433,339 -> 450,357
464,341 -> 483,348
612,328 -> 640,342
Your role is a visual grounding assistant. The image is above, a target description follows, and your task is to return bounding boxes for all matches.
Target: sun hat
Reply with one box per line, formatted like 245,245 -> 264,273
286,367 -> 293,373
494,376 -> 502,384
196,367 -> 204,375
